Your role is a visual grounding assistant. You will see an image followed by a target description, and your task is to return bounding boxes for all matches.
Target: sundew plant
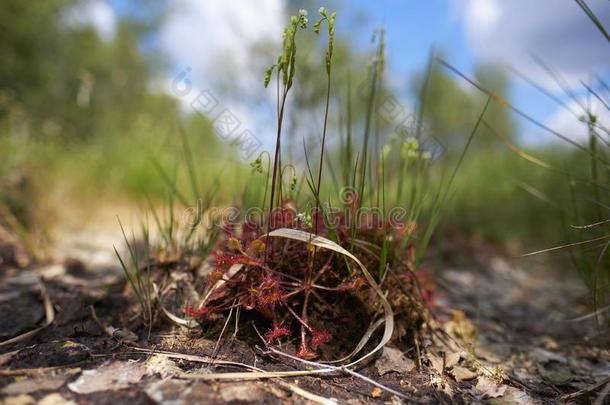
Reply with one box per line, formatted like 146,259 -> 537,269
116,7 -> 489,361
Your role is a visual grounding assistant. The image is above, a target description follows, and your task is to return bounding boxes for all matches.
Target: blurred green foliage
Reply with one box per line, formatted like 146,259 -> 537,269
0,0 -> 603,264
0,0 -> 225,230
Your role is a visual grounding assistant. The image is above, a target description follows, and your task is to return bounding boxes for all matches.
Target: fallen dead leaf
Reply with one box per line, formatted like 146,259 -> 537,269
67,361 -> 145,394
446,351 -> 462,369
375,347 -> 415,375
1,375 -> 67,395
371,387 -> 383,398
38,393 -> 76,405
475,376 -> 508,399
444,310 -> 477,343
488,386 -> 538,405
145,354 -> 182,378
2,394 -> 35,405
450,366 -> 479,382
540,336 -> 558,350
428,353 -> 444,375
218,383 -> 266,402
145,379 -> 191,403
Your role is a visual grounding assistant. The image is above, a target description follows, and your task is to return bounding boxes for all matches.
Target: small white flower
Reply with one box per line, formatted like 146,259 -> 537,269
296,212 -> 312,227
421,151 -> 432,160
407,149 -> 419,159
299,9 -> 308,17
405,137 -> 419,151
319,7 -> 326,14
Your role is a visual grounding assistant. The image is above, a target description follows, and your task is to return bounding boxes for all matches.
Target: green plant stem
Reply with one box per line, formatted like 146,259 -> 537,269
314,74 -> 332,235
266,86 -> 289,262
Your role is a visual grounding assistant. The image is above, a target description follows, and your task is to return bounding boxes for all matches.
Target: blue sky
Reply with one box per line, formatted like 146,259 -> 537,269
334,0 -> 610,144
337,0 -> 473,72
80,0 -> 610,146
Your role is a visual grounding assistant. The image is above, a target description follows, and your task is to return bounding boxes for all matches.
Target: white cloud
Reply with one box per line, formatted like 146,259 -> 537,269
544,93 -> 610,144
464,0 -> 500,32
160,0 -> 284,92
64,0 -> 116,41
455,0 -> 610,90
160,0 -> 286,152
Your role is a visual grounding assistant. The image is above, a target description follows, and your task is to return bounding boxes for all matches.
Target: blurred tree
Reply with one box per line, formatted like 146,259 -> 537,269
0,0 -> 180,142
411,58 -> 517,151
0,1 -> 76,129
474,63 -> 518,145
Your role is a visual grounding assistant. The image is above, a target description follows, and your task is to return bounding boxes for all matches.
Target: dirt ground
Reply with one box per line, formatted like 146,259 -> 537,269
1,213 -> 609,404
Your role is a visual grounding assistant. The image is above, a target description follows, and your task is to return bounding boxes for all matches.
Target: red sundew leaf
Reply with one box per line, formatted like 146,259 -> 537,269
297,345 -> 317,360
311,329 -> 332,349
214,254 -> 262,271
183,306 -> 219,321
183,306 -> 205,318
214,254 -> 236,270
257,289 -> 285,307
253,277 -> 285,314
264,326 -> 291,343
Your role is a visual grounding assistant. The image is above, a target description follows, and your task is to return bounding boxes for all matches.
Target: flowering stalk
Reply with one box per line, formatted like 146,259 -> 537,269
313,7 -> 336,235
264,9 -> 308,260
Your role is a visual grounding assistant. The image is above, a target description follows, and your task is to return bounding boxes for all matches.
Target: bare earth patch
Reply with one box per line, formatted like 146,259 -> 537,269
1,227 -> 609,404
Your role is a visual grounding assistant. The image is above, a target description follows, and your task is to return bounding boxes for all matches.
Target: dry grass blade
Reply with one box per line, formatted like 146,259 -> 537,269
284,384 -> 338,405
484,120 -> 552,169
182,371 -> 338,404
566,303 -> 610,322
182,369 -> 334,380
0,279 -> 54,347
0,363 -> 84,376
571,219 -> 610,229
130,347 -> 240,366
160,303 -> 198,328
562,375 -> 610,401
522,234 -> 610,257
267,228 -> 394,366
262,346 -> 414,401
129,348 -> 336,405
130,348 -> 328,376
